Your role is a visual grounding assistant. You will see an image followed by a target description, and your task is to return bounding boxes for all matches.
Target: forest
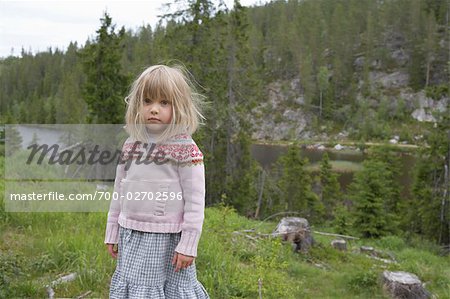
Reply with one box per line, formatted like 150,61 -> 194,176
0,0 -> 449,247
1,0 -> 450,297
0,0 -> 450,246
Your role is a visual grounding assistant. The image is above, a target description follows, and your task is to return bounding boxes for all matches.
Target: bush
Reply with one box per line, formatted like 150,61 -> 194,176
425,84 -> 448,100
346,269 -> 379,292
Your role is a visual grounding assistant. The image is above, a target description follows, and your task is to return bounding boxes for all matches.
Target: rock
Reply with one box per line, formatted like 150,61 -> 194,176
354,56 -> 365,70
283,109 -> 299,121
334,144 -> 343,150
411,108 -> 437,122
273,217 -> 313,253
389,139 -> 398,144
417,92 -> 435,108
317,145 -> 326,150
96,184 -> 109,191
46,272 -> 78,299
290,78 -> 301,90
391,49 -> 409,67
369,71 -> 409,89
382,271 -> 430,299
294,96 -> 305,105
337,131 -> 349,138
331,239 -> 347,251
360,246 -> 375,254
371,59 -> 382,69
436,97 -> 449,112
401,90 -> 448,122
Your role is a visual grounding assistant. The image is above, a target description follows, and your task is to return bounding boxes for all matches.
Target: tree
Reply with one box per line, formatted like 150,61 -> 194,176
407,0 -> 427,90
319,151 -> 341,220
349,159 -> 397,238
80,12 -> 128,124
217,1 -> 262,215
317,66 -> 330,119
423,10 -> 438,87
409,111 -> 449,245
5,126 -> 23,156
333,203 -> 353,235
276,144 -> 323,222
225,131 -> 260,216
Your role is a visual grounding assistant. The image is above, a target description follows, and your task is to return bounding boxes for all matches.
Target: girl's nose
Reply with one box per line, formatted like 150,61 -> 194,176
150,106 -> 158,114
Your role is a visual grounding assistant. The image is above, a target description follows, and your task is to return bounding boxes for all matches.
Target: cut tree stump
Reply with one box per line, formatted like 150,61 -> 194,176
382,271 -> 430,299
273,217 -> 313,253
331,239 -> 347,251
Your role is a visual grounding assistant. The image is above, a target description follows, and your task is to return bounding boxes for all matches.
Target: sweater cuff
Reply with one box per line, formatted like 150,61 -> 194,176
175,231 -> 201,257
104,223 -> 120,244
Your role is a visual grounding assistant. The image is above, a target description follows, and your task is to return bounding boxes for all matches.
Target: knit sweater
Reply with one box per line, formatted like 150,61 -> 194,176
104,133 -> 205,257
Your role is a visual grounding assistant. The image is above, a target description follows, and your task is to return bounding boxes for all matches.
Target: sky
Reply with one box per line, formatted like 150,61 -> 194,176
0,0 -> 267,58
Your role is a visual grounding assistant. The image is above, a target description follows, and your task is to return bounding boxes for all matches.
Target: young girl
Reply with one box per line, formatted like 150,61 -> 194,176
104,65 -> 210,298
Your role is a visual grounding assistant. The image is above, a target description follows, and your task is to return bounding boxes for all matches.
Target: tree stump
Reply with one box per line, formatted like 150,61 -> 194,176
273,217 -> 313,253
331,239 -> 347,251
382,271 -> 430,299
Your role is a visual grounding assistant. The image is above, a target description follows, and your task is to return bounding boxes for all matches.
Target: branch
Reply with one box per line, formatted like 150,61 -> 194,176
312,230 -> 360,240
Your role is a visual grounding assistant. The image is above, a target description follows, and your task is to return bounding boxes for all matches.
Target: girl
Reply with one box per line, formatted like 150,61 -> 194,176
104,65 -> 210,298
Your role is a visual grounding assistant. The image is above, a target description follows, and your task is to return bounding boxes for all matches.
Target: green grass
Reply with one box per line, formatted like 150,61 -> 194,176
308,160 -> 363,173
1,158 -> 449,298
1,205 -> 449,298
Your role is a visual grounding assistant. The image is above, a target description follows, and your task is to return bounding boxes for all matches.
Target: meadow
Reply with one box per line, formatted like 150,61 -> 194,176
1,156 -> 449,298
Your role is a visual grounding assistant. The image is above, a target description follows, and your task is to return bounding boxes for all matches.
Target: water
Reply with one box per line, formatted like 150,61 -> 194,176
251,143 -> 417,197
9,125 -> 417,197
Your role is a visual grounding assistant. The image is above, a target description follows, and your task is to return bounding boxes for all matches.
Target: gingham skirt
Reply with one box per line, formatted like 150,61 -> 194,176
109,226 -> 210,299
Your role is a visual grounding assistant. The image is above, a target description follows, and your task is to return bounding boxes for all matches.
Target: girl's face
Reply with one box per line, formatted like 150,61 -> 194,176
141,97 -> 173,128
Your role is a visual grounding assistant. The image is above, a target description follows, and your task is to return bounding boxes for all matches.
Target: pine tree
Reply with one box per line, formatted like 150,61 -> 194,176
5,126 -> 23,156
318,66 -> 330,119
276,144 -> 323,222
223,1 -> 262,216
225,131 -> 259,217
333,202 -> 353,235
409,112 -> 449,245
80,12 -> 128,124
407,0 -> 427,90
349,159 -> 396,238
319,151 -> 341,220
423,10 -> 438,87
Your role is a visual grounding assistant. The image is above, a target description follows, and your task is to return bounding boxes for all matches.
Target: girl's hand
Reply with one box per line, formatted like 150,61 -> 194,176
172,252 -> 195,272
107,243 -> 118,259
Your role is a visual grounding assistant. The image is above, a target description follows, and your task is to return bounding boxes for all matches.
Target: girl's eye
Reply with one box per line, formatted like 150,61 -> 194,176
144,98 -> 151,104
161,100 -> 170,106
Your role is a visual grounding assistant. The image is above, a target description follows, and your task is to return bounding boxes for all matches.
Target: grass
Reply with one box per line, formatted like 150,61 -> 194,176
1,204 -> 449,298
1,158 -> 449,298
308,160 -> 363,173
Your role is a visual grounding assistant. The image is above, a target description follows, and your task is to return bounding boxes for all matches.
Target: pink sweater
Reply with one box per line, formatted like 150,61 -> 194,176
104,133 -> 205,257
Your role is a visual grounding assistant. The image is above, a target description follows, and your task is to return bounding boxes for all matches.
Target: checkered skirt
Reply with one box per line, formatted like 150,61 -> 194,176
109,226 -> 210,299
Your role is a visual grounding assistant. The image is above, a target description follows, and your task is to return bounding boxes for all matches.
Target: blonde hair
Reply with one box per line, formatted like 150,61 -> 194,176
124,64 -> 206,143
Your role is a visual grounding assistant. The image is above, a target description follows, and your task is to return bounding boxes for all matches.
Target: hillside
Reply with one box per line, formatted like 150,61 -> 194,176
0,1 -> 449,296
1,200 -> 449,298
0,0 -> 448,144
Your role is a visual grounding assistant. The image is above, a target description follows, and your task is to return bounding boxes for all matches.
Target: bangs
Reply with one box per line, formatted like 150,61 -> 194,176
140,68 -> 175,103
